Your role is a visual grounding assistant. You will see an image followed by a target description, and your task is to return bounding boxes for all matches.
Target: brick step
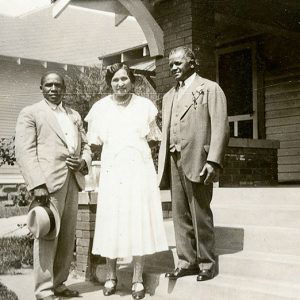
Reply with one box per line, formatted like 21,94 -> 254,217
212,188 -> 300,206
142,248 -> 300,286
215,223 -> 300,256
218,250 -> 300,285
164,219 -> 300,256
161,188 -> 300,207
212,205 -> 300,228
95,265 -> 300,300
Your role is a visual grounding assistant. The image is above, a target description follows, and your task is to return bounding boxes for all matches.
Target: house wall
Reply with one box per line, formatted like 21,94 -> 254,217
265,65 -> 300,183
0,58 -> 68,183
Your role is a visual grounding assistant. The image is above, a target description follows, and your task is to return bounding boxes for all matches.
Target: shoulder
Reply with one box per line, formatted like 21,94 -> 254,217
92,95 -> 111,110
133,95 -> 157,112
161,87 -> 175,106
18,101 -> 42,117
163,87 -> 175,99
197,75 -> 221,90
67,107 -> 81,120
85,96 -> 111,122
134,95 -> 155,106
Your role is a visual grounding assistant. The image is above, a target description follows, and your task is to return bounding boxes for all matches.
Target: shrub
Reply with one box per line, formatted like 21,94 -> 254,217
0,136 -> 16,167
12,184 -> 31,207
0,282 -> 18,300
64,65 -> 107,123
0,203 -> 28,218
0,236 -> 33,274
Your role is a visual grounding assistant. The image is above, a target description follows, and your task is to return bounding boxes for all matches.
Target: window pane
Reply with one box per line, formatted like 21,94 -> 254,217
238,120 -> 253,138
229,122 -> 234,137
218,49 -> 253,116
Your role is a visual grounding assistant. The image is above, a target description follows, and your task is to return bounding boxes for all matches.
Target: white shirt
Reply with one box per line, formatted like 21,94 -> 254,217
177,72 -> 196,99
45,100 -> 78,155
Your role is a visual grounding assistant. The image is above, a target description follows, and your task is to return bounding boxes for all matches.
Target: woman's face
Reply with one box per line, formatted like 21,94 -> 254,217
111,68 -> 133,97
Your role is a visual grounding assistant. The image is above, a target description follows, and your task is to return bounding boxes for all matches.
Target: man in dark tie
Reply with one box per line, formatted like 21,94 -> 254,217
158,46 -> 229,281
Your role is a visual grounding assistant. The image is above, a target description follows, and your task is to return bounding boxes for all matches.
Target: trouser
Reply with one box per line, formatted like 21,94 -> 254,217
34,172 -> 79,299
170,151 -> 215,271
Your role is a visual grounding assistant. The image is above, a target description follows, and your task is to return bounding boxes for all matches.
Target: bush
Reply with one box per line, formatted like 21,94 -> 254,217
64,65 -> 107,124
12,184 -> 31,207
0,137 -> 16,167
0,282 -> 18,300
0,236 -> 33,274
0,203 -> 28,218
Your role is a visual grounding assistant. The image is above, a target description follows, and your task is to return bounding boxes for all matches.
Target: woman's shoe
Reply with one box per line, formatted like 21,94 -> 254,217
103,278 -> 118,296
132,282 -> 145,300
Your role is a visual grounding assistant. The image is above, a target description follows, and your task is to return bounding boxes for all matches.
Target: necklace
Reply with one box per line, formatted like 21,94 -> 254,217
114,94 -> 132,106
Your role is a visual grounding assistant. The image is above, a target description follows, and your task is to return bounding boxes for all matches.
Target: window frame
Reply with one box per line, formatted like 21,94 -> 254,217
216,42 -> 258,139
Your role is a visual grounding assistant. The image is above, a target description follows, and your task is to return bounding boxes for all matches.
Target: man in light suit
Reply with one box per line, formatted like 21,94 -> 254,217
15,71 -> 91,299
158,46 -> 229,281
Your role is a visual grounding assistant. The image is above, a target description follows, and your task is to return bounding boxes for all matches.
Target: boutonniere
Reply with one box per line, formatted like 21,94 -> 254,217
73,118 -> 81,129
192,87 -> 204,109
68,112 -> 80,129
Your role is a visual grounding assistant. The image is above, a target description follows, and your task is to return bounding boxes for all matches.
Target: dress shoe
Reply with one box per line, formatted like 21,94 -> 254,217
103,278 -> 118,296
54,288 -> 79,297
197,268 -> 215,281
165,267 -> 199,279
132,282 -> 145,300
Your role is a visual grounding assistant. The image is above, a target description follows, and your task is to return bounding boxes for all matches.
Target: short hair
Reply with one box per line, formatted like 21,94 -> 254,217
169,46 -> 196,64
40,71 -> 65,87
105,63 -> 135,86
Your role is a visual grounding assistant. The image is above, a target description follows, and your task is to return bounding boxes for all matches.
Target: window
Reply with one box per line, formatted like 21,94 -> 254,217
217,43 -> 258,138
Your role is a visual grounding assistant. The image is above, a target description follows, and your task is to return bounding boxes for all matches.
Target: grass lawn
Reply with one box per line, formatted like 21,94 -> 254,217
0,282 -> 18,300
0,236 -> 33,274
0,203 -> 32,299
0,202 -> 28,218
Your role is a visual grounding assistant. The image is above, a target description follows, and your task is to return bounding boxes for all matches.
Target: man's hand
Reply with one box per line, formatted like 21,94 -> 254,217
66,156 -> 85,172
33,185 -> 49,206
199,162 -> 220,185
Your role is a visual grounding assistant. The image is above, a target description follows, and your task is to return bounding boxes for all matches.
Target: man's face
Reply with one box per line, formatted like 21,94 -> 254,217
169,49 -> 194,82
40,73 -> 65,105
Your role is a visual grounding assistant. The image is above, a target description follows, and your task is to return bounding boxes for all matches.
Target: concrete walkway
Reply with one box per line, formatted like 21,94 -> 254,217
0,269 -> 154,300
0,215 -> 29,237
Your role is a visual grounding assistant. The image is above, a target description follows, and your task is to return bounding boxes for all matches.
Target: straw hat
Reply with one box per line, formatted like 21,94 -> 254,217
27,199 -> 60,240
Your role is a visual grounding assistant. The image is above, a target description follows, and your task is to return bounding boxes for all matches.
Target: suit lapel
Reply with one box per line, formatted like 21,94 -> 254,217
40,100 -> 68,146
179,74 -> 205,119
163,88 -> 176,132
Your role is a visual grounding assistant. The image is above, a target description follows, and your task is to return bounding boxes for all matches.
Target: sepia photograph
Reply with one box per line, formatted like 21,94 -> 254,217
0,0 -> 299,299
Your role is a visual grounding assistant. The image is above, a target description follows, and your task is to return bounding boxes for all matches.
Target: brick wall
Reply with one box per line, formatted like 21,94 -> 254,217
154,0 -> 192,95
75,190 -> 102,279
220,146 -> 278,187
154,0 -> 216,97
76,203 -> 96,279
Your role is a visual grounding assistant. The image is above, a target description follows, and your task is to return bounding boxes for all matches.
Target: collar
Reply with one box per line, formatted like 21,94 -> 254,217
44,99 -> 65,112
176,72 -> 196,90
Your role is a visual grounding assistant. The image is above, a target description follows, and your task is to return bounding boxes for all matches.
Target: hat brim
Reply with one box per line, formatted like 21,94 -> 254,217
27,199 -> 60,240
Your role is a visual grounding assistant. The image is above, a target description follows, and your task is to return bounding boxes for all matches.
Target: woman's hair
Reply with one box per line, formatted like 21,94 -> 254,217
105,63 -> 135,86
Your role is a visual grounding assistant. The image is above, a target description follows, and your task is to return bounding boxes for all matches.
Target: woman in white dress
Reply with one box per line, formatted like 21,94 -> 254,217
85,63 -> 168,299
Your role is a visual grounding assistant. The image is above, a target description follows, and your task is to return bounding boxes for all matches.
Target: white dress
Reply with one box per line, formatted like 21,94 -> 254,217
85,94 -> 168,259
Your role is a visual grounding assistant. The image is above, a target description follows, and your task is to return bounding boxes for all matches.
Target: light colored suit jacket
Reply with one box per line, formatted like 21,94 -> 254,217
158,74 -> 229,189
15,100 -> 91,193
